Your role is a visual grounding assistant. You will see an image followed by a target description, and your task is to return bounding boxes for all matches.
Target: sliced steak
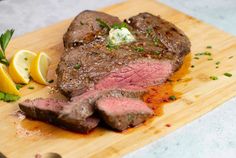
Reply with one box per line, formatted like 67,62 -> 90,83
19,98 -> 99,133
57,11 -> 191,97
55,88 -> 147,123
19,89 -> 147,133
96,97 -> 154,131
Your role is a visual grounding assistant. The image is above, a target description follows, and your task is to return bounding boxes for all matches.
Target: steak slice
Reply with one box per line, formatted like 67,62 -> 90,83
57,11 -> 191,97
19,98 -> 99,133
96,97 -> 154,131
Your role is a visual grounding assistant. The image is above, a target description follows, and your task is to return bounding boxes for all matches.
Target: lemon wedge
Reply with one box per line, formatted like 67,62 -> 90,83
30,52 -> 51,85
9,50 -> 37,84
0,63 -> 20,96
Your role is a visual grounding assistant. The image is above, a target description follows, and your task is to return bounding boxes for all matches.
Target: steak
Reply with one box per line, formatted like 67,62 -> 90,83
96,97 -> 154,131
57,11 -> 191,97
19,10 -> 191,133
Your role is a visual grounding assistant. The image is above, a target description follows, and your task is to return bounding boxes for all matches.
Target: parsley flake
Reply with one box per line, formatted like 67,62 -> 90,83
215,61 -> 220,65
210,76 -> 218,80
48,79 -> 54,83
28,86 -> 34,90
134,47 -> 144,52
169,95 -> 177,101
74,64 -> 81,69
224,73 -> 232,77
206,45 -> 212,49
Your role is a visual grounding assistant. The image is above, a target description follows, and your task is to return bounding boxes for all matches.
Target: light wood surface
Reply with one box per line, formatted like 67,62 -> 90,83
1,0 -> 236,157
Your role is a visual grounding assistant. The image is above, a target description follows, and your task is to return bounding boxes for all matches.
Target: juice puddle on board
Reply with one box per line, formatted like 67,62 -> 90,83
143,54 -> 192,116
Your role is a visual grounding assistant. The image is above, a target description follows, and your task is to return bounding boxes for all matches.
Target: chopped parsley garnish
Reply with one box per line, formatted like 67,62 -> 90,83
24,68 -> 28,71
146,28 -> 152,37
210,76 -> 218,80
195,51 -> 211,56
48,79 -> 54,83
96,18 -> 111,30
153,37 -> 159,46
122,36 -> 128,42
206,45 -> 212,49
216,66 -> 219,69
194,57 -> 199,60
16,84 -> 24,90
127,114 -> 134,121
207,58 -> 213,61
154,50 -> 160,55
24,57 -> 28,61
0,91 -> 20,102
74,63 -> 81,69
229,56 -> 233,59
28,86 -> 34,90
169,95 -> 177,101
215,61 -> 220,65
111,22 -> 128,29
194,53 -> 202,56
96,19 -> 128,31
106,40 -> 118,50
204,52 -> 212,56
134,47 -> 144,52
80,21 -> 84,25
224,73 -> 232,77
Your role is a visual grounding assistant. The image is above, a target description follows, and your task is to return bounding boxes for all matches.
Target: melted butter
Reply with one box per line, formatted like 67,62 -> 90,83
144,54 -> 191,116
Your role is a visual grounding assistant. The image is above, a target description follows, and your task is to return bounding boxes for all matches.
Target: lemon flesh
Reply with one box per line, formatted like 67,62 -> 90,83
9,50 -> 37,84
0,63 -> 20,96
30,52 -> 51,85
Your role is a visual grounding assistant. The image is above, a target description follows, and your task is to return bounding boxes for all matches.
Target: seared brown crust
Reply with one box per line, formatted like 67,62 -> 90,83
57,10 -> 191,97
63,10 -> 121,49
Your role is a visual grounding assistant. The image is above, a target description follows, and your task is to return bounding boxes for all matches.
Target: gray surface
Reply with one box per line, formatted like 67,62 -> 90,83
159,0 -> 236,36
0,0 -> 236,158
0,0 -> 123,36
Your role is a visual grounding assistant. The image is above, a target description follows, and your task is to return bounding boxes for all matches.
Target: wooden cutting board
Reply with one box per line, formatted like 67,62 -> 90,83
1,0 -> 236,157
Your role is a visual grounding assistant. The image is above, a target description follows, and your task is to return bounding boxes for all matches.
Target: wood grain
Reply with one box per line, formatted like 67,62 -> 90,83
0,0 -> 236,157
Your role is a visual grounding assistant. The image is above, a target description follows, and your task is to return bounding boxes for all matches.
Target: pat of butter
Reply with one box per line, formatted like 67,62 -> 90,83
108,27 -> 135,45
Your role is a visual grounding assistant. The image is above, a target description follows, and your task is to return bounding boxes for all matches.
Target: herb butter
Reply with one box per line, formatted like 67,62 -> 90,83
108,27 -> 135,45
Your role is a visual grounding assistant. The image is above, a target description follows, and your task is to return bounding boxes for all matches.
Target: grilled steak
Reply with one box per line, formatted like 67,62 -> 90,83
19,10 -> 191,133
96,97 -> 154,131
57,11 -> 190,97
19,89 -> 147,133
